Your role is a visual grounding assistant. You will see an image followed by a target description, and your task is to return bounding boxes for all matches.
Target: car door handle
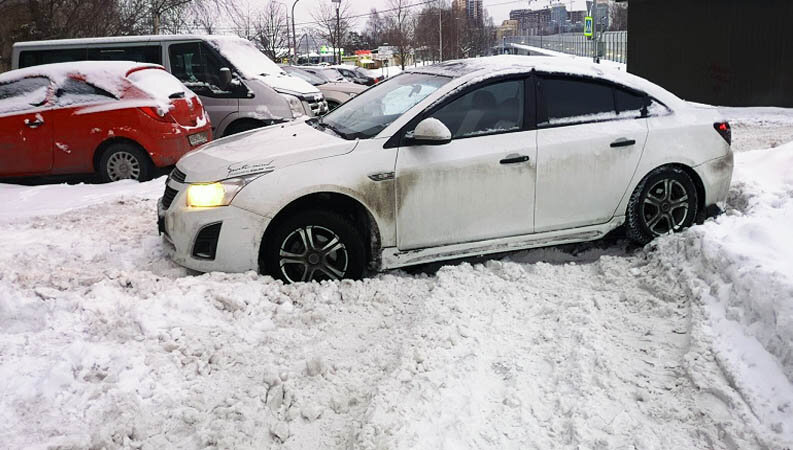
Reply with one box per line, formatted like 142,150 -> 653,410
500,154 -> 530,164
25,118 -> 44,128
610,138 -> 636,148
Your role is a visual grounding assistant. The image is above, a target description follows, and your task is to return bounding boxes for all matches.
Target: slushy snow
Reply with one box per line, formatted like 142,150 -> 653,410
1,108 -> 792,449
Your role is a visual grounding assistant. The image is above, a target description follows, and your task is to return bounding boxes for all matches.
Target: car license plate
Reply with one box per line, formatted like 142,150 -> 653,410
188,131 -> 209,147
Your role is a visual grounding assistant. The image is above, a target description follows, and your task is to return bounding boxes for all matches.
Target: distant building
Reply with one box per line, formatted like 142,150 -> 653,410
466,0 -> 484,24
496,19 -> 519,41
620,0 -> 793,107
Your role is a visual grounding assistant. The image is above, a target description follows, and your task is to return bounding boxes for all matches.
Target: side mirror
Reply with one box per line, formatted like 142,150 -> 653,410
219,67 -> 232,89
410,118 -> 452,145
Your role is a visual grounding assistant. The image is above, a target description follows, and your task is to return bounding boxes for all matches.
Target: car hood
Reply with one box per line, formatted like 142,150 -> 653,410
257,73 -> 321,96
177,120 -> 355,182
320,81 -> 368,95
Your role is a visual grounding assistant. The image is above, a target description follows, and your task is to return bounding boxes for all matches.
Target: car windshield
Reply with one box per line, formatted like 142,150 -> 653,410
207,37 -> 284,78
317,72 -> 451,140
282,66 -> 324,86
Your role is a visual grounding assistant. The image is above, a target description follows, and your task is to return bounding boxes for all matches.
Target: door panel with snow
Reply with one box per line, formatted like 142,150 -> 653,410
534,75 -> 649,232
0,76 -> 53,176
395,79 -> 537,250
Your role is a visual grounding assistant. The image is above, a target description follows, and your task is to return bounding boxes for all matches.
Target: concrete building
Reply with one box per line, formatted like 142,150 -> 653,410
496,19 -> 520,41
621,0 -> 793,107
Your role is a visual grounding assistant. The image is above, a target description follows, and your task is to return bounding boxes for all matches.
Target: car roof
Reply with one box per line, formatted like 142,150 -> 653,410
0,61 -> 164,97
12,34 -> 246,48
408,55 -> 682,107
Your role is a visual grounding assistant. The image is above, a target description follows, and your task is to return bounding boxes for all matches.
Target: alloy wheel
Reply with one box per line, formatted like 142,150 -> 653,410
106,151 -> 141,181
641,178 -> 690,236
279,225 -> 349,283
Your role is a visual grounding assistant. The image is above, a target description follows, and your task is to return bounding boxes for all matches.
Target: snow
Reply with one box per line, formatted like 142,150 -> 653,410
1,107 -> 793,448
207,36 -> 285,79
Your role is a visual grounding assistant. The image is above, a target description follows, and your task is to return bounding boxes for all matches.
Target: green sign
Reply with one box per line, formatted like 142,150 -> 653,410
584,16 -> 593,38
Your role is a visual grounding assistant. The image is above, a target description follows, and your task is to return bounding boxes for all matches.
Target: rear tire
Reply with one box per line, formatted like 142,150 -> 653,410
98,143 -> 152,183
626,166 -> 699,245
261,210 -> 366,283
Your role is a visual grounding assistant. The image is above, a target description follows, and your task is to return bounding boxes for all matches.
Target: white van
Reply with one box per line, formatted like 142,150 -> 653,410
12,35 -> 328,137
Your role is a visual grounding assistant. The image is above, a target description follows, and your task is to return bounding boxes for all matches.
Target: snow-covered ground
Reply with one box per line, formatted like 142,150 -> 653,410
1,108 -> 792,449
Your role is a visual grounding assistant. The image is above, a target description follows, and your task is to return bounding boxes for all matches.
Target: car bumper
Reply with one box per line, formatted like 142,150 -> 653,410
158,182 -> 269,273
693,152 -> 734,209
149,126 -> 213,167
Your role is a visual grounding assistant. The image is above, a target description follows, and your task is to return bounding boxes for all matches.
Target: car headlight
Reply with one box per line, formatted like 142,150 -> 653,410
280,93 -> 305,118
186,174 -> 262,207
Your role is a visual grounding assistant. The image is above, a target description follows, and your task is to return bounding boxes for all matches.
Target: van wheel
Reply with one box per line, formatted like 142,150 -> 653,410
626,166 -> 698,245
261,210 -> 365,283
98,143 -> 152,182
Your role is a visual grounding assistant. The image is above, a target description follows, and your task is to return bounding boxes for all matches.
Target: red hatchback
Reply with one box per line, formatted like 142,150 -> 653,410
0,61 -> 212,182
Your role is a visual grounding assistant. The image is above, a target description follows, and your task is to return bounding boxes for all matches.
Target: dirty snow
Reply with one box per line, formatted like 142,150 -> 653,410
1,107 -> 793,449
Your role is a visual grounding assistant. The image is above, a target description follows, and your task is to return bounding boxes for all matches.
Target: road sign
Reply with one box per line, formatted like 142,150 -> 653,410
584,16 -> 593,38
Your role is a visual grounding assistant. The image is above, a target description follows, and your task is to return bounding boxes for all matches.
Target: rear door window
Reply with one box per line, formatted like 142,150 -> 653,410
56,78 -> 116,106
538,76 -> 617,126
615,87 -> 650,118
0,77 -> 50,114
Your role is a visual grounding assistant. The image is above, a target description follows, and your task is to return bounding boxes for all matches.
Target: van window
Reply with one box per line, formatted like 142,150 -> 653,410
85,46 -> 162,64
19,46 -> 161,68
19,49 -> 86,68
168,42 -> 234,97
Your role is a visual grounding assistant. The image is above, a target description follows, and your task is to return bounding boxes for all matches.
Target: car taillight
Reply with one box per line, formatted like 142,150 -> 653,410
191,96 -> 203,111
139,106 -> 174,123
713,121 -> 731,145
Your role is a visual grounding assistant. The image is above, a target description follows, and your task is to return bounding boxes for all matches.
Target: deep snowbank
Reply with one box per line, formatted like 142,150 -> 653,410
653,142 -> 793,442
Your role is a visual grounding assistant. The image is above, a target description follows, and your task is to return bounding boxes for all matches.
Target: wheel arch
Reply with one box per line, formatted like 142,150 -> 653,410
259,191 -> 383,272
223,118 -> 269,137
93,137 -> 152,173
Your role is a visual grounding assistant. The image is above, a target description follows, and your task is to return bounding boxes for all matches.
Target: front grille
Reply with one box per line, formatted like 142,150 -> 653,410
309,100 -> 328,116
170,167 -> 186,183
162,185 -> 178,210
192,222 -> 222,260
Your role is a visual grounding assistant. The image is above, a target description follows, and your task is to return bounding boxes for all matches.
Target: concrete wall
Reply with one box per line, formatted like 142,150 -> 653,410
626,0 -> 793,107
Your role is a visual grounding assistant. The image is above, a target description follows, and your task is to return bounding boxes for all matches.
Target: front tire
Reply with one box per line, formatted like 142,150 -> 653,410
626,166 -> 699,245
98,143 -> 153,182
261,210 -> 366,283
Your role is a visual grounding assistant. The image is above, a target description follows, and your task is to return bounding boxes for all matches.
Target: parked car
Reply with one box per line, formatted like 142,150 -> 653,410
331,65 -> 381,86
12,35 -> 326,137
157,55 -> 733,283
0,61 -> 212,182
294,66 -> 347,84
281,65 -> 367,110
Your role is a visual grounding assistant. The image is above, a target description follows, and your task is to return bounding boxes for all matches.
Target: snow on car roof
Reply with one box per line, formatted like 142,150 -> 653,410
0,60 -> 162,97
409,55 -> 684,107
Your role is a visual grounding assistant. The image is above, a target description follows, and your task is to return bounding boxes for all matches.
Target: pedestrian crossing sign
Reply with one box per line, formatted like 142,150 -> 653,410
584,16 -> 593,38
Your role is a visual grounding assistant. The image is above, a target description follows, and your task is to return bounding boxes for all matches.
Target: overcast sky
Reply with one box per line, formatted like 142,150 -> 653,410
286,0 -> 575,32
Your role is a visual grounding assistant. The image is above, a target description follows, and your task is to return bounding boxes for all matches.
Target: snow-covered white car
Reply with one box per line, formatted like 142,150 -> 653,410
158,55 -> 734,283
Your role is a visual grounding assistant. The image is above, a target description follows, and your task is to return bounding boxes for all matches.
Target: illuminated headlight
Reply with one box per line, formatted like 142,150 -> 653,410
186,174 -> 262,207
280,93 -> 305,118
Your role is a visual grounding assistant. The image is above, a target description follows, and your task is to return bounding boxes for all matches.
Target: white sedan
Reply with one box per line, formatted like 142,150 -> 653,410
158,55 -> 733,283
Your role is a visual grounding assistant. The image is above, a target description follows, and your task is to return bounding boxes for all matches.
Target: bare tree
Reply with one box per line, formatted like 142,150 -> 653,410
183,0 -> 222,34
364,8 -> 385,48
150,0 -> 194,33
384,0 -> 414,69
609,2 -> 628,31
224,0 -> 257,40
312,0 -> 354,64
253,1 -> 288,61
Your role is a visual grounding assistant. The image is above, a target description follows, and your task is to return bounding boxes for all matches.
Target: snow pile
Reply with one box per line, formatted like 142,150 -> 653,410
1,112 -> 792,448
652,142 -> 793,444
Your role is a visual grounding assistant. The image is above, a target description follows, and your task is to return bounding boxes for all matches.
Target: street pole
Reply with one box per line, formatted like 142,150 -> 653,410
592,0 -> 599,63
438,0 -> 443,62
336,5 -> 341,64
292,0 -> 300,64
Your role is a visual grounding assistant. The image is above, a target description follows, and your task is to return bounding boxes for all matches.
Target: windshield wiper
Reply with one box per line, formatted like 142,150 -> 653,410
169,92 -> 185,99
